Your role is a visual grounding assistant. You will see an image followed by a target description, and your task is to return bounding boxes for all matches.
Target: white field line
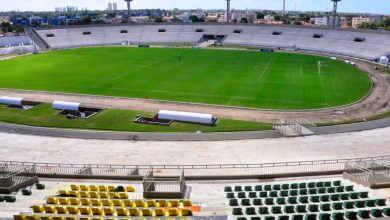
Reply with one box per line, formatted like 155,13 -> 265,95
257,58 -> 273,82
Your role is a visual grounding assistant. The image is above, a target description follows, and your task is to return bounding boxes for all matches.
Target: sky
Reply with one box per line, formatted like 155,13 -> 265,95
0,0 -> 389,14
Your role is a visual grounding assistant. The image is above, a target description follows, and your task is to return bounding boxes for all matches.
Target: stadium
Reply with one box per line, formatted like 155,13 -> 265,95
1,1 -> 390,220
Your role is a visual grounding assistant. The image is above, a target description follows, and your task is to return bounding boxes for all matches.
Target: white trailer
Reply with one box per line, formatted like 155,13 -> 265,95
52,101 -> 80,111
158,110 -> 218,125
0,96 -> 23,106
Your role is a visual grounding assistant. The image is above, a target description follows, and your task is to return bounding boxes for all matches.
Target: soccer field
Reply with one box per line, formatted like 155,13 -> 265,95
0,47 -> 372,109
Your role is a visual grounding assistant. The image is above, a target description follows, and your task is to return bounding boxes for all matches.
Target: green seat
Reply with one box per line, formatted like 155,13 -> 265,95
295,205 -> 306,213
235,186 -> 243,192
307,204 -> 318,212
245,207 -> 256,215
344,211 -> 357,220
292,215 -> 303,220
315,182 -> 324,187
320,195 -> 330,202
371,209 -> 383,218
251,217 -> 261,220
258,207 -> 269,215
308,189 -> 317,195
259,191 -> 268,198
254,185 -> 262,191
309,196 -> 320,203
304,214 -> 316,220
317,187 -> 326,194
336,186 -> 344,193
299,189 -> 308,195
330,194 -> 340,201
269,191 -> 278,197
264,185 -> 272,191
348,192 -> 359,200
298,196 -> 308,204
320,203 -> 331,211
344,185 -> 354,192
383,207 -> 390,216
253,198 -> 262,206
340,193 -> 349,200
21,189 -> 32,196
264,217 -> 275,220
265,198 -> 274,205
324,181 -> 332,187
332,180 -> 341,186
326,187 -> 335,193
358,210 -> 370,219
280,190 -> 289,197
237,218 -> 247,220
238,192 -> 246,198
284,205 -> 295,214
0,196 -> 4,202
226,192 -> 235,198
343,201 -> 354,209
332,212 -> 344,220
290,183 -> 298,189
277,198 -> 286,205
318,213 -> 331,220
354,200 -> 365,208
272,184 -> 281,191
289,190 -> 298,196
365,199 -> 376,207
282,184 -> 289,190
376,199 -> 386,206
307,182 -> 316,188
299,183 -> 306,188
4,196 -> 16,203
278,216 -> 289,220
229,199 -> 239,206
241,199 -> 251,206
232,207 -> 243,215
359,191 -> 369,198
245,186 -> 253,192
248,192 -> 257,198
224,186 -> 232,192
332,202 -> 343,210
272,206 -> 282,214
36,183 -> 45,190
288,197 -> 298,204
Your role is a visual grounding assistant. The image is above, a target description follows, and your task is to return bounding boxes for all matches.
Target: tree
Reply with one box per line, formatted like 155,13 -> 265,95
256,12 -> 265,19
172,16 -> 181,22
189,15 -> 199,22
154,16 -> 163,22
240,18 -> 248,23
1,22 -> 13,32
30,20 -> 40,27
293,21 -> 302,25
274,15 -> 281,21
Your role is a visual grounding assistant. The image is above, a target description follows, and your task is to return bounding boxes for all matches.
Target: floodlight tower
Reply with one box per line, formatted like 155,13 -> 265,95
226,0 -> 231,22
331,0 -> 341,28
124,0 -> 133,23
283,0 -> 286,14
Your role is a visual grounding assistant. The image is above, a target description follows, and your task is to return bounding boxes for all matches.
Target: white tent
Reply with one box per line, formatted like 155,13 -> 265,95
52,101 -> 80,111
158,110 -> 217,125
0,96 -> 23,106
379,56 -> 389,64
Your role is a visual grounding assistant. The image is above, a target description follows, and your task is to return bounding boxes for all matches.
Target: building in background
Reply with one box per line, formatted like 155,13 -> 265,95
352,16 -> 381,28
0,16 -> 10,23
107,3 -> 113,11
113,3 -> 118,11
314,16 -> 339,27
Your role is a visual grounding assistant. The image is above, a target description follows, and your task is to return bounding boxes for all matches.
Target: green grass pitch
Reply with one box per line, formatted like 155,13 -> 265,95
0,47 -> 372,109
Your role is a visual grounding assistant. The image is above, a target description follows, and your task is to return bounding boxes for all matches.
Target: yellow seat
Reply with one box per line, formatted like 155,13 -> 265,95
92,218 -> 104,220
79,218 -> 91,220
69,191 -> 80,198
58,198 -> 70,205
47,197 -> 59,205
103,207 -> 115,216
52,217 -> 65,220
170,200 -> 180,207
119,192 -> 129,199
129,207 -> 140,216
116,207 -> 130,216
26,216 -> 40,220
41,216 -> 53,220
151,218 -> 161,220
65,217 -> 78,220
91,207 -> 104,215
102,199 -> 113,206
146,200 -> 158,207
123,200 -> 134,207
43,206 -> 57,214
181,208 -> 193,216
90,198 -> 102,206
108,185 -> 116,192
154,208 -> 165,216
142,208 -> 153,216
79,207 -> 92,215
113,199 -> 124,207
135,200 -> 146,207
158,200 -> 170,208
80,198 -> 91,206
55,206 -> 68,214
70,184 -> 80,191
99,192 -> 108,198
69,198 -> 81,205
80,185 -> 89,191
31,205 -> 44,213
89,185 -> 98,191
109,192 -> 119,199
181,218 -> 191,220
126,186 -> 135,192
67,206 -> 79,214
14,214 -> 27,220
98,185 -> 108,191
106,218 -> 117,220
89,191 -> 99,198
168,208 -> 179,216
79,191 -> 89,198
166,218 -> 176,220
182,200 -> 192,207
58,190 -> 69,196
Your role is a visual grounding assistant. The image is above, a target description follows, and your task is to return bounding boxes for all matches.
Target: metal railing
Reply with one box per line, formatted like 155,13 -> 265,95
0,166 -> 39,194
1,155 -> 390,181
344,160 -> 390,188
